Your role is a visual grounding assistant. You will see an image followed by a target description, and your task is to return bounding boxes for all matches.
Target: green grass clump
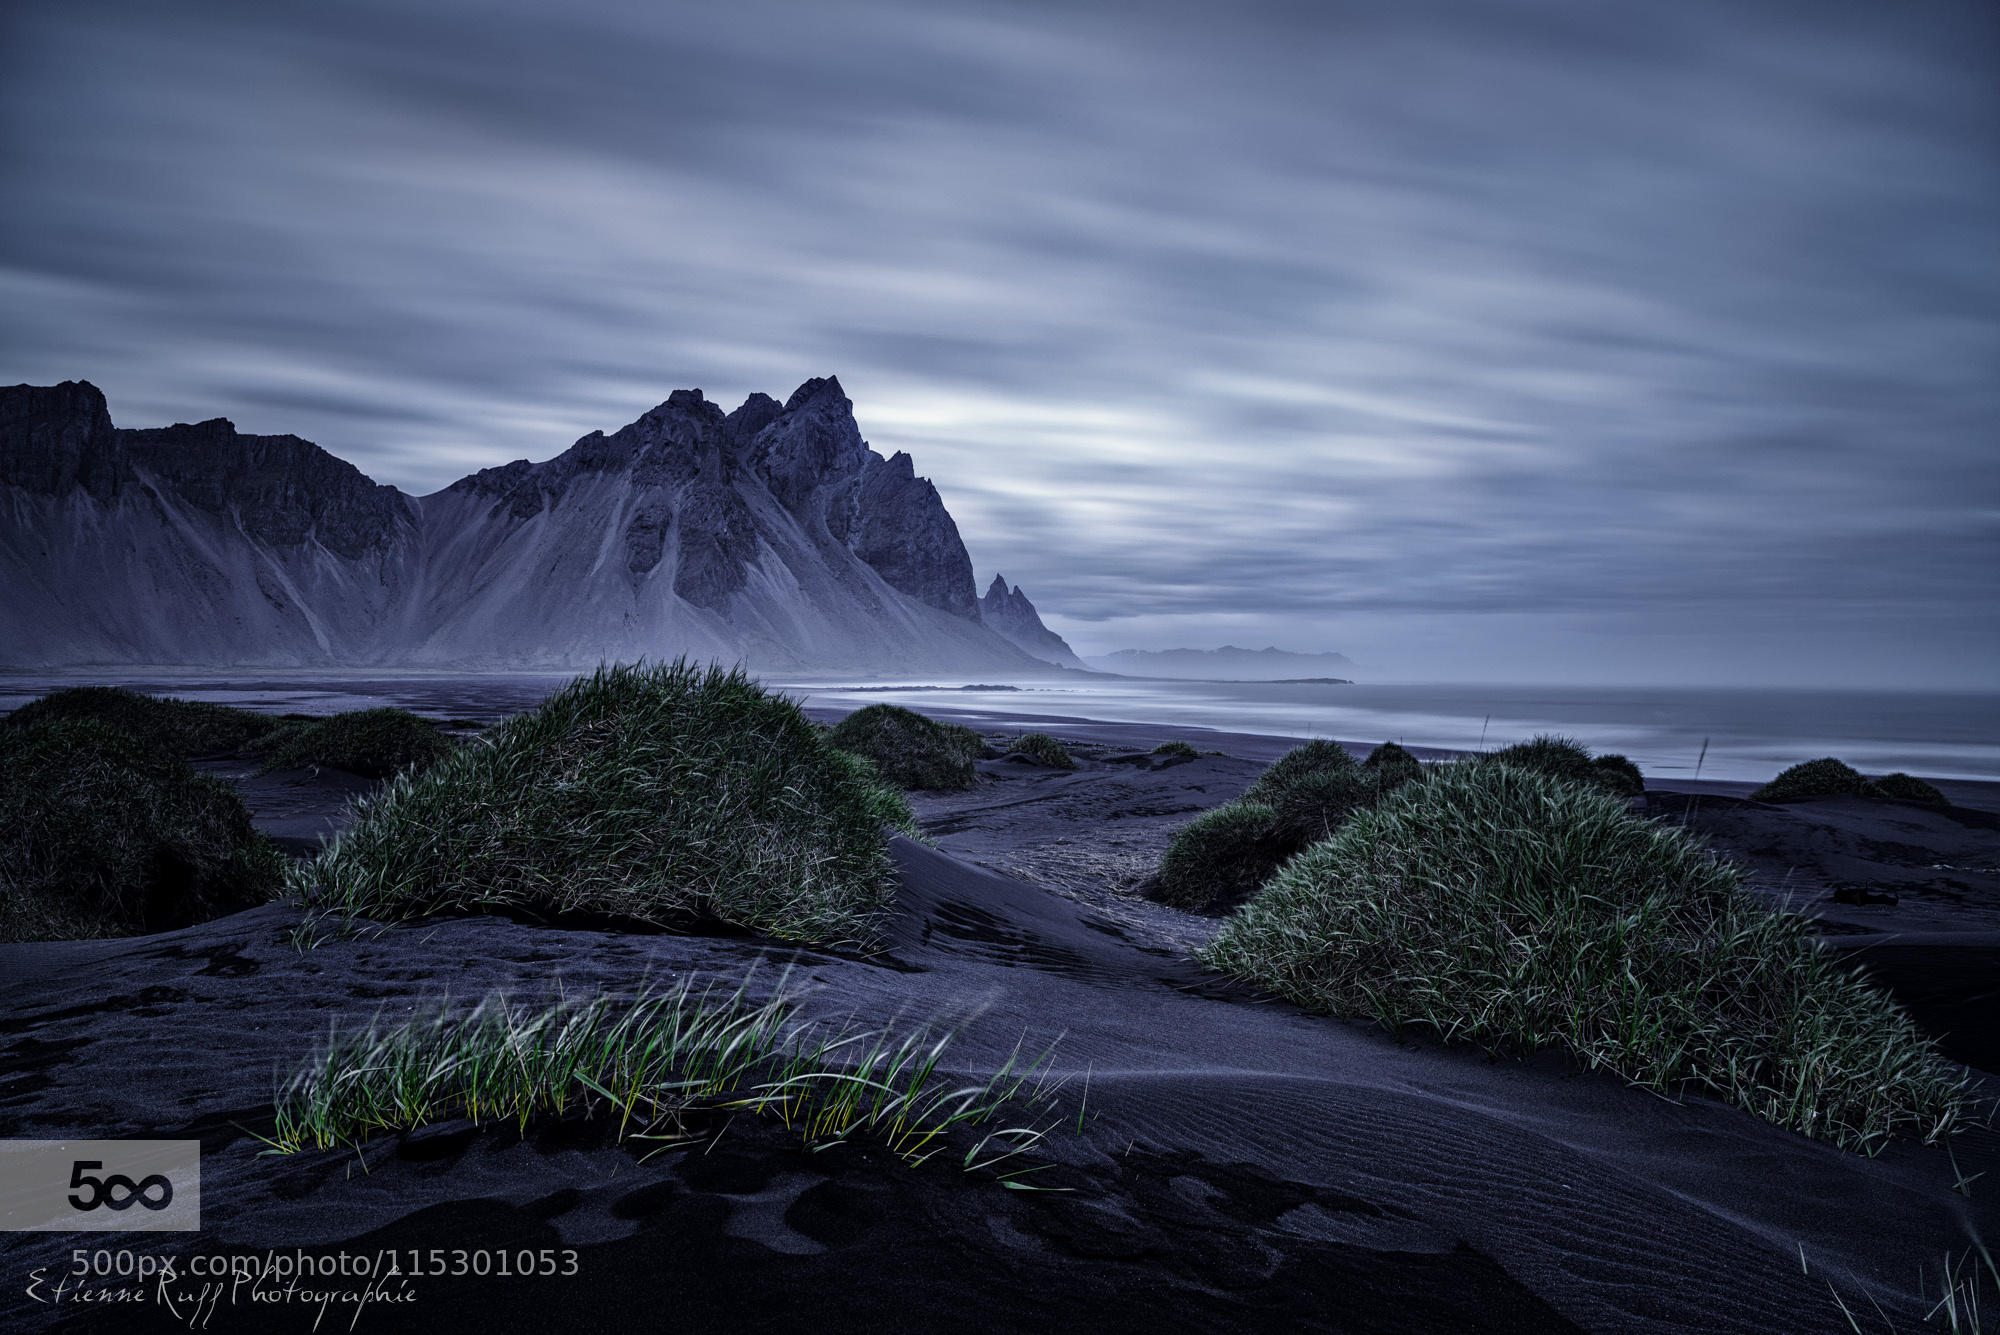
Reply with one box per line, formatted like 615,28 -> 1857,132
252,707 -> 455,779
1361,741 -> 1423,790
1265,767 -> 1385,846
292,661 -> 915,947
1244,739 -> 1355,802
1484,734 -> 1641,798
827,704 -> 983,791
1751,757 -> 1871,802
1483,735 -> 1600,786
1591,753 -> 1646,797
267,981 -> 1060,1177
6,686 -> 279,757
1,719 -> 283,942
1151,740 -> 1199,760
1870,772 -> 1948,805
1202,762 -> 1970,1153
1750,758 -> 1949,806
825,750 -> 921,834
1008,732 -> 1076,770
1150,802 -> 1287,911
1151,741 -> 1389,913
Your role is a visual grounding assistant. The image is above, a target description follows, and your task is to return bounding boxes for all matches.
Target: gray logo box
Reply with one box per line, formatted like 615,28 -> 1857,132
0,1141 -> 200,1231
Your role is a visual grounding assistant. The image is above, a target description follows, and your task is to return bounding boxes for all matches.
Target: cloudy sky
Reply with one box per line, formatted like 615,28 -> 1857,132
4,0 -> 1995,685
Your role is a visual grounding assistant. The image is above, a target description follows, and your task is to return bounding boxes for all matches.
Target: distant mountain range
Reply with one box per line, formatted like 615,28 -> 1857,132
1086,646 -> 1355,681
0,376 -> 1083,673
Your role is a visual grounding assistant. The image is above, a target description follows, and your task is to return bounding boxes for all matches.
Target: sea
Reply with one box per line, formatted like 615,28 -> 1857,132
3,672 -> 1996,785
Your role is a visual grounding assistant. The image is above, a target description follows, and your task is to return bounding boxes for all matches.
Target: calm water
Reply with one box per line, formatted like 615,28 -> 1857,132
789,679 -> 2000,784
2,672 -> 1995,784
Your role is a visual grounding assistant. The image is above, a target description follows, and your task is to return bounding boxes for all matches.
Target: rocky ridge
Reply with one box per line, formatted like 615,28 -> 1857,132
979,575 -> 1084,669
0,377 -> 1071,673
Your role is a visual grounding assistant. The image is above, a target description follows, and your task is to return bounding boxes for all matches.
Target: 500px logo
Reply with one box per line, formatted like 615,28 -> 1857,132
66,1161 -> 175,1213
1,1141 -> 200,1231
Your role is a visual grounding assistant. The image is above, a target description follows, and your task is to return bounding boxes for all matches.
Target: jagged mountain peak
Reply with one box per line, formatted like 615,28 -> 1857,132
752,376 -> 869,510
726,391 -> 783,440
979,573 -> 1083,670
782,374 -> 847,412
0,377 -> 1064,674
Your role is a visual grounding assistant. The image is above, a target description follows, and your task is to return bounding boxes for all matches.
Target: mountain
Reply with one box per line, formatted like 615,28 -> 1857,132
978,576 -> 1084,669
1086,646 -> 1355,681
0,376 -> 1062,674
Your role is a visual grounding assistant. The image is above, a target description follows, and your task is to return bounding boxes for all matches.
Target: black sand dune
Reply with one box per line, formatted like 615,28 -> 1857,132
3,718 -> 1996,1333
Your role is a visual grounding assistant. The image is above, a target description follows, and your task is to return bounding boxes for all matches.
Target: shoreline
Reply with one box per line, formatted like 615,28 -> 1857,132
4,670 -> 1997,789
802,702 -> 2000,815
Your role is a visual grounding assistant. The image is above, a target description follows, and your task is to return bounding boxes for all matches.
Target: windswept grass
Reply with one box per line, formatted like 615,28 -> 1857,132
1,718 -> 282,942
1264,767 -> 1384,846
1806,1235 -> 2000,1334
6,686 -> 279,757
1592,753 -> 1646,797
266,980 -> 1063,1178
1484,734 -> 1642,797
1244,739 -> 1355,801
1361,741 -> 1422,790
1753,758 -> 1872,803
1150,802 -> 1286,911
251,707 -> 455,779
1008,733 -> 1077,770
1151,740 -> 1389,913
828,704 -> 983,791
1202,762 -> 1971,1153
1872,772 -> 1948,806
1150,740 -> 1200,760
292,661 -> 915,947
1753,758 -> 1950,807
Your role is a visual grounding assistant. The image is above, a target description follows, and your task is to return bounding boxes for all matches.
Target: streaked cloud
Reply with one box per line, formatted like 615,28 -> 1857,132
2,0 -> 1994,683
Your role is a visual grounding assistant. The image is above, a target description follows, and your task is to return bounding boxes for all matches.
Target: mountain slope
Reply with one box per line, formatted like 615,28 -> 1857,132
0,377 -> 1054,674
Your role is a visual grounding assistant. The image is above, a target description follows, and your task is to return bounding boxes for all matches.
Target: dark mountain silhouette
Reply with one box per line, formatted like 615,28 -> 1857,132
0,377 -> 1071,673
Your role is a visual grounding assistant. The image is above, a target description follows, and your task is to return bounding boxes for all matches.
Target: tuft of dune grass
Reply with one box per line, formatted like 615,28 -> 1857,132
1,718 -> 283,942
1752,758 -> 1949,807
1244,739 -> 1355,802
828,704 -> 983,791
1361,741 -> 1423,790
1591,753 -> 1646,797
267,980 -> 1062,1178
1202,761 -> 1971,1153
1008,733 -> 1076,770
1870,772 -> 1947,805
251,707 -> 455,779
1751,757 -> 1871,803
5,686 -> 280,757
1152,741 -> 1387,913
1150,802 -> 1288,911
1483,734 -> 1639,797
292,661 -> 915,947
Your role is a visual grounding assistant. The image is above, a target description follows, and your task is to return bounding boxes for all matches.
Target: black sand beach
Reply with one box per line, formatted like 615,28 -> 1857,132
3,712 -> 1996,1333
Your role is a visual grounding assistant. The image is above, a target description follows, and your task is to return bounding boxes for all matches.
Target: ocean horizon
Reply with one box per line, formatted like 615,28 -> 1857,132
787,679 -> 2000,784
4,672 -> 1995,785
